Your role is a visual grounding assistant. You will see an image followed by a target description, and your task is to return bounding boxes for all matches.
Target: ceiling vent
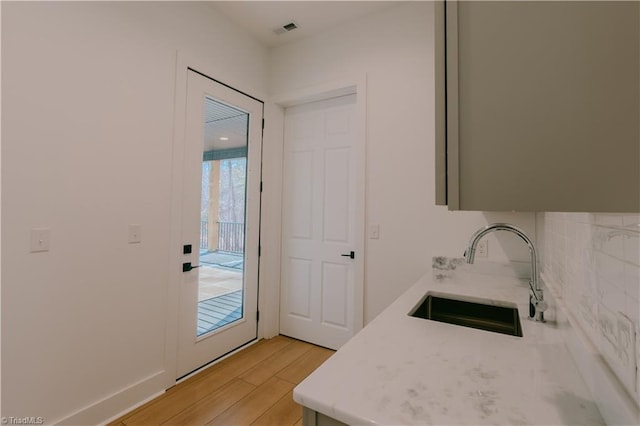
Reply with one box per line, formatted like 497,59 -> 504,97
273,21 -> 299,35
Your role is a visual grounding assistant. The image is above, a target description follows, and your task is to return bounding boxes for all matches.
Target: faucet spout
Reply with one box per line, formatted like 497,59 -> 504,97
464,223 -> 546,322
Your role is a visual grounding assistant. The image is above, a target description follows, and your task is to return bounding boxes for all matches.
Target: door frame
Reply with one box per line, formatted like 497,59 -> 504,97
164,51 -> 266,388
268,75 -> 368,342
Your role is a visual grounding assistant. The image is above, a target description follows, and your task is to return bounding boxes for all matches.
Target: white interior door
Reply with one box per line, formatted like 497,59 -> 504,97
280,94 -> 364,350
177,70 -> 262,378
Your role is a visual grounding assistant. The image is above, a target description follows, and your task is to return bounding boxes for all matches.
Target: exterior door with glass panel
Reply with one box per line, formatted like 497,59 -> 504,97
177,70 -> 262,379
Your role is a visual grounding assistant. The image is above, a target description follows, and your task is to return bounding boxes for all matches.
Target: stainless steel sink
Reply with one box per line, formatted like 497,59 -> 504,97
409,292 -> 523,337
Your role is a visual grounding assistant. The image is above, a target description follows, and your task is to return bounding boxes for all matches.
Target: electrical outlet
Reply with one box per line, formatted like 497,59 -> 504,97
476,240 -> 488,257
30,228 -> 51,252
128,224 -> 142,244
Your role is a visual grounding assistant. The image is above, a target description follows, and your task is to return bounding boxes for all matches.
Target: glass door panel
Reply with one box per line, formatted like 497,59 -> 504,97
196,98 -> 248,337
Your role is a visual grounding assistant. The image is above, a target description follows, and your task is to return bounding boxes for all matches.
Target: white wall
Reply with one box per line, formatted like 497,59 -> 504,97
1,2 -> 267,423
267,2 -> 534,323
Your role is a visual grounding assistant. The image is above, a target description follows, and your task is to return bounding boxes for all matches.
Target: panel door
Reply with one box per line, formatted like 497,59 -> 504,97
280,94 -> 364,350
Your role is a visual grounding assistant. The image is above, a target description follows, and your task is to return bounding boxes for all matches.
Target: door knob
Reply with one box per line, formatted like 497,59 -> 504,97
341,251 -> 355,259
182,262 -> 201,272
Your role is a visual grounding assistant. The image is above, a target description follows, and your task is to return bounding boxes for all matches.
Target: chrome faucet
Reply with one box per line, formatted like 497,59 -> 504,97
464,223 -> 547,322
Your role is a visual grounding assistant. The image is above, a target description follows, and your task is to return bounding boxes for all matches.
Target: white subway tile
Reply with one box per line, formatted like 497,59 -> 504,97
548,212 -> 565,222
566,219 -> 578,242
597,303 -> 619,356
623,231 -> 640,266
578,222 -> 594,252
597,273 -> 626,316
637,345 -> 640,401
570,212 -> 595,224
625,293 -> 639,333
579,289 -> 598,330
595,214 -> 625,227
595,251 -> 626,291
624,263 -> 640,302
583,247 -> 596,270
615,313 -> 637,396
542,212 -> 638,400
597,226 -> 626,261
623,215 -> 640,228
590,226 -> 607,253
584,266 -> 598,295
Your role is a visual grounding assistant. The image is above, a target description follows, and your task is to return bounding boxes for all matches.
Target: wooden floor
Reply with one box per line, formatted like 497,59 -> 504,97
109,336 -> 334,426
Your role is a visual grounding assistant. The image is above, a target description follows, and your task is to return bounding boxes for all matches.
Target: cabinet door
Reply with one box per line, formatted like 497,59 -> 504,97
438,1 -> 639,212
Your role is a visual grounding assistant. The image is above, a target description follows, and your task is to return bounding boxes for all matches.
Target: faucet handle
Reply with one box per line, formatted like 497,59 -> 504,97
533,298 -> 548,312
529,296 -> 548,322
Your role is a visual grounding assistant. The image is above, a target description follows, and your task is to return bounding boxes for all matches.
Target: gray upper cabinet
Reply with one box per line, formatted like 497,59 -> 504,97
435,1 -> 639,212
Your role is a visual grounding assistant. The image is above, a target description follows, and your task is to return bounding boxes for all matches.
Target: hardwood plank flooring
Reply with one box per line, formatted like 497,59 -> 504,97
251,392 -> 304,426
161,380 -> 255,425
208,376 -> 294,425
110,336 -> 334,426
274,345 -> 335,385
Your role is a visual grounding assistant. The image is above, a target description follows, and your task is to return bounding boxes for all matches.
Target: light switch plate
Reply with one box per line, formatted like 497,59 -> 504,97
369,224 -> 380,239
128,224 -> 142,244
30,228 -> 51,252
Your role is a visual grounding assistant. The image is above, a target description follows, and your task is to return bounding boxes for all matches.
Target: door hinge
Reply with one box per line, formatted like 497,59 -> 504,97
260,181 -> 263,193
258,245 -> 261,256
256,310 -> 260,322
262,118 -> 265,129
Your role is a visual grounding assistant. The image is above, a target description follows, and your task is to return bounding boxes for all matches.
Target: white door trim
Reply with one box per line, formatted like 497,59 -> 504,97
269,75 -> 367,342
165,51 -> 266,389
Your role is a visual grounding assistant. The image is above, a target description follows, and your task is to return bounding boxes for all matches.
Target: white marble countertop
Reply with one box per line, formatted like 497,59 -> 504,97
293,263 -> 604,425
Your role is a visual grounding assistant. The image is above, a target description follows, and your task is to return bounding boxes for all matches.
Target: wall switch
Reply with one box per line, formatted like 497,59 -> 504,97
128,224 -> 142,244
369,224 -> 380,239
476,240 -> 488,257
30,228 -> 51,252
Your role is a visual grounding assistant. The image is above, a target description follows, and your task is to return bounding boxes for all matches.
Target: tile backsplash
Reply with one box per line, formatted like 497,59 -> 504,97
537,212 -> 640,405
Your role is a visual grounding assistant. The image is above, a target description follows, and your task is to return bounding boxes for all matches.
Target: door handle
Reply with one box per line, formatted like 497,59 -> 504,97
341,251 -> 355,259
182,262 -> 201,272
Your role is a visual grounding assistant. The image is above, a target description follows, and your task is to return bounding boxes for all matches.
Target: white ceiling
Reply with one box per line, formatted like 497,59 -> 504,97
211,1 -> 403,48
201,1 -> 404,156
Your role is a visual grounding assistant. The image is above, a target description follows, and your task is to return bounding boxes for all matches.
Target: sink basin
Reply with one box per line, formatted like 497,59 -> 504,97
409,292 -> 523,337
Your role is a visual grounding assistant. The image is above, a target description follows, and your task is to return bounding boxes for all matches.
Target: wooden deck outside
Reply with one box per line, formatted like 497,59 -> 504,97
197,290 -> 243,336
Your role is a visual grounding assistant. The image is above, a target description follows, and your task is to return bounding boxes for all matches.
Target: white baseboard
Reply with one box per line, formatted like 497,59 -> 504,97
542,273 -> 640,426
55,371 -> 166,425
56,338 -> 265,424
